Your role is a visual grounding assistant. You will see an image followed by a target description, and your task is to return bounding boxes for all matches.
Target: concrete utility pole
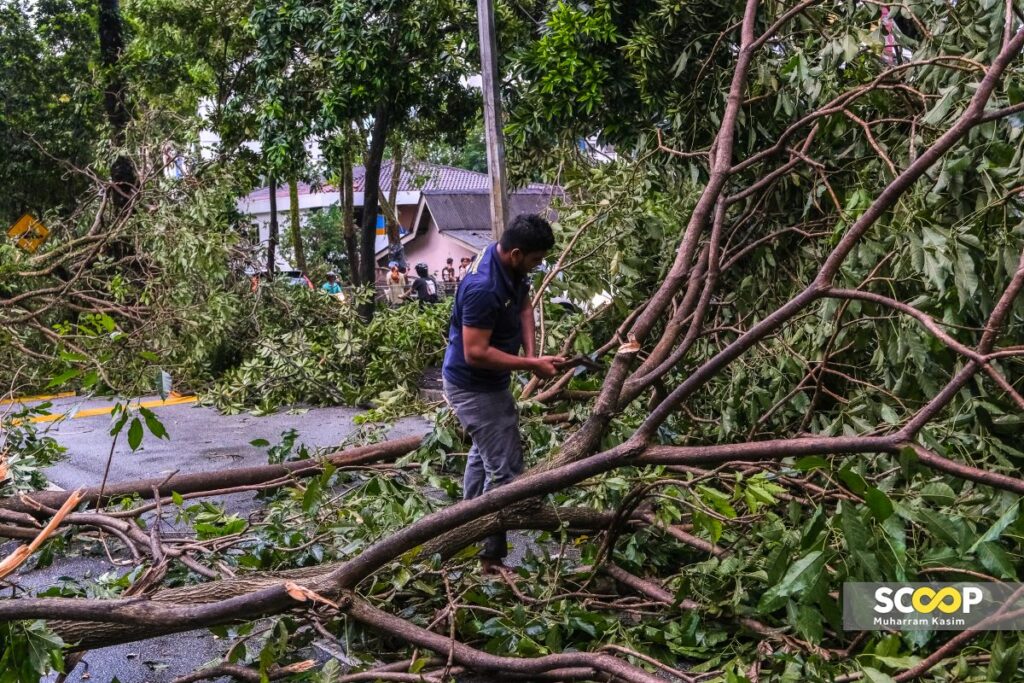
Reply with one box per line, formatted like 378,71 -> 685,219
477,0 -> 508,241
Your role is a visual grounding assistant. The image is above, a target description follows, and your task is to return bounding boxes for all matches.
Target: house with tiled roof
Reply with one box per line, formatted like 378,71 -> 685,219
237,161 -> 496,257
397,188 -> 559,276
238,161 -> 560,276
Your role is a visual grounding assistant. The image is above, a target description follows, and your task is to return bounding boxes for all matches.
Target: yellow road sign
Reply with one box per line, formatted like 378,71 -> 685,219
7,214 -> 50,253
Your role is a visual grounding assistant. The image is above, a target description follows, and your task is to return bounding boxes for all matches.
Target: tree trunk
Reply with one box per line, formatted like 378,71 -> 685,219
40,505 -> 612,650
384,138 -> 405,266
1,436 -> 422,514
288,177 -> 306,271
97,0 -> 137,210
267,175 -> 278,276
358,102 -> 392,319
341,148 -> 359,286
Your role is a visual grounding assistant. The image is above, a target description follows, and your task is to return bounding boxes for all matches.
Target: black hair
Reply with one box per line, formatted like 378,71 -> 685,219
415,263 -> 429,277
500,213 -> 555,254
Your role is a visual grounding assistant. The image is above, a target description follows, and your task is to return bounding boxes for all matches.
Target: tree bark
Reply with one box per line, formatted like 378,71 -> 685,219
289,177 -> 307,272
340,146 -> 360,286
267,174 -> 278,276
358,101 -> 392,318
38,506 -> 617,649
384,138 -> 404,265
2,436 -> 422,515
97,0 -> 136,209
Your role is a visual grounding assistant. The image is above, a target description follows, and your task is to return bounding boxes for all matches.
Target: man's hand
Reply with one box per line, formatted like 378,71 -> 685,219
530,355 -> 567,379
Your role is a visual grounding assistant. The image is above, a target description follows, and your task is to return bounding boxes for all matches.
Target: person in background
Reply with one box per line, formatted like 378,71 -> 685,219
457,256 -> 472,283
410,263 -> 440,305
442,213 -> 565,575
441,257 -> 456,295
321,271 -> 342,295
385,263 -> 407,305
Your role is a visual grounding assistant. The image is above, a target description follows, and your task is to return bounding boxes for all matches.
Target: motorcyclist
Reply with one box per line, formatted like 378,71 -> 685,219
410,263 -> 439,305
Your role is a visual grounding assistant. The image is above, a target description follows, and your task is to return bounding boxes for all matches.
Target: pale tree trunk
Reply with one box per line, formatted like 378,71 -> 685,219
358,101 -> 391,319
288,178 -> 306,272
384,138 -> 405,265
340,148 -> 359,286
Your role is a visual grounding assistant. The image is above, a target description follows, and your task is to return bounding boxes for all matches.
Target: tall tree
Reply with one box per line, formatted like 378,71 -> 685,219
0,0 -> 101,224
250,0 -> 318,273
267,174 -> 279,275
98,0 -> 138,209
382,137 -> 405,265
287,177 -> 306,271
323,125 -> 362,284
124,0 -> 261,158
311,0 -> 479,313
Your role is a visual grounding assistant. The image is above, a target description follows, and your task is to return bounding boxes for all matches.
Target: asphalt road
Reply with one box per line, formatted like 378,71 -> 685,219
7,396 -> 432,683
30,395 -> 430,493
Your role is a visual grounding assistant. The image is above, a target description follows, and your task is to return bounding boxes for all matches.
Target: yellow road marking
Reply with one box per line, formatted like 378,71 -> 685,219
0,391 -> 76,406
21,395 -> 198,424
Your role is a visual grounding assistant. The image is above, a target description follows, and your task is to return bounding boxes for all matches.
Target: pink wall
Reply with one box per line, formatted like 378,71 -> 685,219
397,205 -> 418,230
404,217 -> 479,278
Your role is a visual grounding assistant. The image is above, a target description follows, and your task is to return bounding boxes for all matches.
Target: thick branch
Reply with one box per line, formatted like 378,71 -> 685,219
2,436 -> 423,514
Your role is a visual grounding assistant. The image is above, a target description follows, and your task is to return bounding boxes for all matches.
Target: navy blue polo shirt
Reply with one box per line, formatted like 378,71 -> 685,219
443,244 -> 530,392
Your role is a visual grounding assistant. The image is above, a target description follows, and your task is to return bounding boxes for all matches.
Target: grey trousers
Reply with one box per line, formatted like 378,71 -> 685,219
443,379 -> 523,559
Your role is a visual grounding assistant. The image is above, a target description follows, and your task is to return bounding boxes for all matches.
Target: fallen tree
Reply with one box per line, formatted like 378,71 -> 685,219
1,435 -> 425,514
4,2 -> 1024,682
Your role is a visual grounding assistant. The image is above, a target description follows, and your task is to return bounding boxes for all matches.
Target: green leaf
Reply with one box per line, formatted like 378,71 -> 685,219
757,550 -> 826,611
920,482 -> 956,506
139,407 -> 168,440
127,418 -> 143,451
879,404 -> 899,424
921,85 -> 957,126
794,604 -> 824,642
793,456 -> 829,471
250,438 -> 270,447
302,478 -> 321,514
96,314 -> 116,332
45,369 -> 80,388
838,465 -> 867,495
801,506 -> 826,550
976,541 -> 1017,579
921,512 -> 967,549
953,241 -> 978,304
870,655 -> 922,669
865,487 -> 894,521
968,502 -> 1019,553
697,485 -> 737,518
862,666 -> 898,683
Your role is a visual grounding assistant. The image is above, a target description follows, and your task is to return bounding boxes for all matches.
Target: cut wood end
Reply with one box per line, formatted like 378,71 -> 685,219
617,340 -> 641,355
283,581 -> 340,609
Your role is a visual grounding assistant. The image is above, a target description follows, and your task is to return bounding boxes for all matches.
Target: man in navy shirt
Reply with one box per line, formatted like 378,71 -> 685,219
442,213 -> 565,574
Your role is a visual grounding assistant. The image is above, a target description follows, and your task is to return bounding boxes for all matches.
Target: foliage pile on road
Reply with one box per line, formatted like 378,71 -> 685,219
206,293 -> 451,414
